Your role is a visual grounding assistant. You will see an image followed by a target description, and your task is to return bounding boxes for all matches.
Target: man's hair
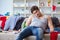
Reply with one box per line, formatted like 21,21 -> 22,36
30,6 -> 39,13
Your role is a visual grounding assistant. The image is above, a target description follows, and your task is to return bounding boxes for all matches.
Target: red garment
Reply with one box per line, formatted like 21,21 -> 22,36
0,16 -> 6,30
52,5 -> 56,11
50,32 -> 58,40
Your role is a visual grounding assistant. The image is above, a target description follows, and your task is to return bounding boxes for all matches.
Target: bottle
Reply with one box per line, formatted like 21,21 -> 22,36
0,27 -> 2,32
48,0 -> 51,6
0,21 -> 2,32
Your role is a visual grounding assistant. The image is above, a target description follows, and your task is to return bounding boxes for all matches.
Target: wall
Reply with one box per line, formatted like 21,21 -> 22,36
0,0 -> 13,16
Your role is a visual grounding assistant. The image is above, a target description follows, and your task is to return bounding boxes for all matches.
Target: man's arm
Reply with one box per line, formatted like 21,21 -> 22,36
47,16 -> 54,32
26,15 -> 33,26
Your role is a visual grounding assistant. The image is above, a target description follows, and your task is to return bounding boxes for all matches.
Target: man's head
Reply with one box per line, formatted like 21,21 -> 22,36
31,6 -> 42,17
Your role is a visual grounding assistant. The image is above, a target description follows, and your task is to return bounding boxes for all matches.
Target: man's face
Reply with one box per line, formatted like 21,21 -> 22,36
33,10 -> 41,17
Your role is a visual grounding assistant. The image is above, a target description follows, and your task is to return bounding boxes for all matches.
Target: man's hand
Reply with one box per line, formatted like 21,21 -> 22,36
50,28 -> 54,32
47,16 -> 54,32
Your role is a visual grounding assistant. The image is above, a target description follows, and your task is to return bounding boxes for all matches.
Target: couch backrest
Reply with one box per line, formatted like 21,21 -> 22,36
46,17 -> 60,29
51,17 -> 60,27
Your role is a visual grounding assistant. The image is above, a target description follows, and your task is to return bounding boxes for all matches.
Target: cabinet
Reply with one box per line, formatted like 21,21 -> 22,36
13,0 -> 60,18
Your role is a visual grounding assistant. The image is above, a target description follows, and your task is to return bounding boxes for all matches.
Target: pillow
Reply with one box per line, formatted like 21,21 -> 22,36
21,18 -> 28,30
51,17 -> 60,27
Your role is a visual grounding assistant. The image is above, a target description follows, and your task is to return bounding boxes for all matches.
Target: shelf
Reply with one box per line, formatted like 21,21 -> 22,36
13,6 -> 25,8
13,3 -> 25,8
13,0 -> 24,2
26,0 -> 37,2
43,13 -> 51,14
39,6 -> 52,8
45,14 -> 51,15
26,3 -> 38,7
39,0 -> 52,7
56,6 -> 60,7
52,12 -> 60,14
13,0 -> 60,17
53,14 -> 60,19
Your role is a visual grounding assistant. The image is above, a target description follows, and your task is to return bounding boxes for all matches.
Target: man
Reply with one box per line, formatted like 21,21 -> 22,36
16,6 -> 54,40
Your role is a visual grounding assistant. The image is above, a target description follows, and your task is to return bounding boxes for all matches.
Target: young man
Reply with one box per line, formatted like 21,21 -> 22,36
16,6 -> 54,40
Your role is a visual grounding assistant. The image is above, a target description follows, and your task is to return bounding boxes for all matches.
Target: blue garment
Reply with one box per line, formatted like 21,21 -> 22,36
32,27 -> 44,40
16,26 -> 44,40
46,27 -> 60,32
4,16 -> 20,31
54,27 -> 60,32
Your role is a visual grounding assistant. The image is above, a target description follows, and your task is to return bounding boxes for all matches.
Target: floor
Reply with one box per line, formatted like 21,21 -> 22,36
0,31 -> 60,40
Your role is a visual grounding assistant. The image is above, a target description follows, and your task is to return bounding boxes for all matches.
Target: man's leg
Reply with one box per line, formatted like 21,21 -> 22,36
32,27 -> 44,40
16,27 -> 33,40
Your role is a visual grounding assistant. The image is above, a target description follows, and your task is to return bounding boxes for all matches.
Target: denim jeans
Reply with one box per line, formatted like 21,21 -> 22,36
32,27 -> 44,40
16,26 -> 44,40
46,27 -> 60,32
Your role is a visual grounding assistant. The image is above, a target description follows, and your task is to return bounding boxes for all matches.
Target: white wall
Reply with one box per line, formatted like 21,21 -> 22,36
0,0 -> 2,14
0,0 -> 13,15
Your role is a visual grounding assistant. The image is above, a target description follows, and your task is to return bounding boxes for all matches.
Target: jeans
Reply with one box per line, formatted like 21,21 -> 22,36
32,27 -> 44,40
46,27 -> 60,32
16,26 -> 44,40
